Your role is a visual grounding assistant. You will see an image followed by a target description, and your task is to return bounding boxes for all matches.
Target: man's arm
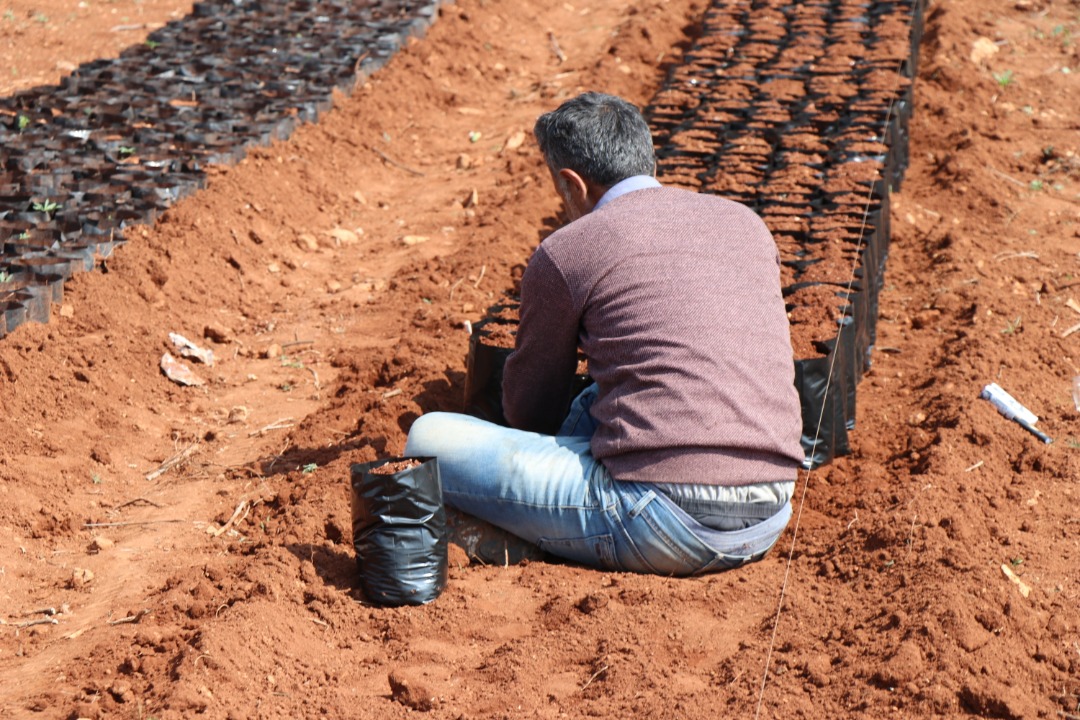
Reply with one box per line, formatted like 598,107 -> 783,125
502,247 -> 580,434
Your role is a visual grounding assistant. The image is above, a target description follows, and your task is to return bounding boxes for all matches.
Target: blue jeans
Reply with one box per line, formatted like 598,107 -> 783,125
404,387 -> 792,576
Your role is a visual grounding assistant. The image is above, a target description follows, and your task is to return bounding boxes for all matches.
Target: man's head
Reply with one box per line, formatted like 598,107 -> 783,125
533,92 -> 656,220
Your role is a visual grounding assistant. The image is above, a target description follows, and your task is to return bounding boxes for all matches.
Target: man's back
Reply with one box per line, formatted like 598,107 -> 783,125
504,186 -> 805,486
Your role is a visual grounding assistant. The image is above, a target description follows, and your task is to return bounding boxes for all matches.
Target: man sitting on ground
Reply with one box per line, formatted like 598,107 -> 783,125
405,91 -> 804,575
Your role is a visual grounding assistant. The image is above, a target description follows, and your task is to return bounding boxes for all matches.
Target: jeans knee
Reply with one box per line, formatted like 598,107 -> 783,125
404,412 -> 458,456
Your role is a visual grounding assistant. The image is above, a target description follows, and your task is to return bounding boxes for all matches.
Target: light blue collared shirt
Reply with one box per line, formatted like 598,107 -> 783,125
593,175 -> 662,212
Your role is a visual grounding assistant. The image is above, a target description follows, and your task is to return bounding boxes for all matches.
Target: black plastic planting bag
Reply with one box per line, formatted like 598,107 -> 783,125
350,457 -> 447,607
464,323 -> 513,426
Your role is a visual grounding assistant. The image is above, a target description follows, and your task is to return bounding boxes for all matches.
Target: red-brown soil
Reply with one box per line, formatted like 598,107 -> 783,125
2,0 -> 1080,718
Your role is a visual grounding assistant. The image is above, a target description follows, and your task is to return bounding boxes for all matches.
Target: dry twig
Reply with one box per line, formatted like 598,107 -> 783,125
580,664 -> 608,691
13,617 -> 58,629
209,500 -> 251,538
83,519 -> 185,528
987,165 -> 1027,188
548,31 -> 567,63
107,609 -> 151,626
112,496 -> 163,511
145,443 -> 200,482
371,147 -> 425,177
248,418 -> 295,437
994,251 -> 1039,262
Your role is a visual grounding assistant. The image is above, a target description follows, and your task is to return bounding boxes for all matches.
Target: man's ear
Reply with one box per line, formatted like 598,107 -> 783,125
557,168 -> 590,208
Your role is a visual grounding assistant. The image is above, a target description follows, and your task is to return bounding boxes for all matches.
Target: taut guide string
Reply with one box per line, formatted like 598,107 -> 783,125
753,53 -> 909,719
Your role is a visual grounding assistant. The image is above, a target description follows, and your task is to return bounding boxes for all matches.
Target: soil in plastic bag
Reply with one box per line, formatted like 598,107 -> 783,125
350,456 -> 447,607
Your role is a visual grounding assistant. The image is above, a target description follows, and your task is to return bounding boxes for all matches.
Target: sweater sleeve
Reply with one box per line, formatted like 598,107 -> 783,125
502,246 -> 581,434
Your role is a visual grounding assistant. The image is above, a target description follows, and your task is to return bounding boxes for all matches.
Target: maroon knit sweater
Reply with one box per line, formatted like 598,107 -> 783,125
502,186 -> 804,486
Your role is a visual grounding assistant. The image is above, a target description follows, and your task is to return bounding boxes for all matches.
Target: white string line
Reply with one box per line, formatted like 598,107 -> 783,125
753,50 -> 908,720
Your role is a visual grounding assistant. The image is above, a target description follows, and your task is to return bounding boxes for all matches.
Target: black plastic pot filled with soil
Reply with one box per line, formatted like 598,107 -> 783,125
464,320 -> 517,426
350,456 -> 447,607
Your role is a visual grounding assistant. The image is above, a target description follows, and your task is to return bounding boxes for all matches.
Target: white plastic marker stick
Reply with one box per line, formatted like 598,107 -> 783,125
980,383 -> 1052,444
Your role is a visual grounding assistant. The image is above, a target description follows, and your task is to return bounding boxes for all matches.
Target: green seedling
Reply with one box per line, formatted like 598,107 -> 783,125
279,382 -> 293,392
1065,438 -> 1080,449
0,271 -> 12,283
1009,557 -> 1024,567
145,40 -> 160,49
119,146 -> 136,156
993,69 -> 1015,88
16,114 -> 29,131
301,463 -> 318,474
91,473 -> 102,485
1029,179 -> 1045,191
32,200 -> 60,214
2,9 -> 15,20
1001,316 -> 1022,335
33,13 -> 48,23
17,231 -> 29,240
280,355 -> 304,369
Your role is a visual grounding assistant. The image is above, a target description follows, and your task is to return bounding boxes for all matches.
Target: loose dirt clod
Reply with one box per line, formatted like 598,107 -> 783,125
388,670 -> 436,711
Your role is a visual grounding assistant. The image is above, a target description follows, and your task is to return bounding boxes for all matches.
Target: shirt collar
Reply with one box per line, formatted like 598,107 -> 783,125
593,175 -> 662,212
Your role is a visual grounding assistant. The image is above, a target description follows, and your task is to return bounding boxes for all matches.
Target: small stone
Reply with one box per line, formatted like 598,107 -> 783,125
353,190 -> 367,205
227,406 -> 250,423
267,263 -> 281,274
401,235 -> 429,246
263,343 -> 282,359
327,280 -> 343,293
109,681 -> 133,703
456,153 -> 472,170
326,227 -> 360,246
296,233 -> 319,251
503,130 -> 526,151
970,37 -> 999,65
203,323 -> 233,344
59,304 -> 75,318
70,568 -> 94,589
388,670 -> 436,711
90,536 -> 114,553
464,188 -> 479,208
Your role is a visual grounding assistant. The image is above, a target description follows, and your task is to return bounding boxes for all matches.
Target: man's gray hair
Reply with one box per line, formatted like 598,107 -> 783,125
533,92 -> 656,188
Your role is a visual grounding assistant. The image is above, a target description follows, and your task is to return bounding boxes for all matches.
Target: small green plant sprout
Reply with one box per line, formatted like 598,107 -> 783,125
1009,557 -> 1024,567
301,463 -> 318,474
280,354 -> 304,369
17,230 -> 29,240
993,69 -> 1015,88
1029,179 -> 1045,191
1041,145 -> 1056,161
0,270 -> 12,283
91,473 -> 103,485
118,145 -> 137,156
16,114 -> 29,131
33,13 -> 48,23
145,39 -> 160,50
279,382 -> 293,392
1001,316 -> 1022,335
1065,437 -> 1080,450
32,199 -> 60,214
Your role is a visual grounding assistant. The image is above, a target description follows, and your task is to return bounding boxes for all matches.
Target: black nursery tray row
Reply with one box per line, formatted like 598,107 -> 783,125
0,0 -> 442,338
645,0 -> 928,467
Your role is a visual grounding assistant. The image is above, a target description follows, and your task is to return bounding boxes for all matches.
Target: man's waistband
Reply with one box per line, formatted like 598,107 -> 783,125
650,480 -> 794,530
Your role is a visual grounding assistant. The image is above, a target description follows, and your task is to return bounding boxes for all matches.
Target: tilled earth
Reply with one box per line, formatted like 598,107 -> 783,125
1,0 -> 1080,718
